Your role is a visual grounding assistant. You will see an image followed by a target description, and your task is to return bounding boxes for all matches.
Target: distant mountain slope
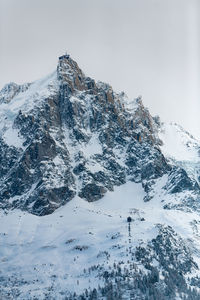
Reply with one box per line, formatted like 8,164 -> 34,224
158,122 -> 200,184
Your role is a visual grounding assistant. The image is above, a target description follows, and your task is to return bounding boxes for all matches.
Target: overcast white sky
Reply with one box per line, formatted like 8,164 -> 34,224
0,0 -> 199,138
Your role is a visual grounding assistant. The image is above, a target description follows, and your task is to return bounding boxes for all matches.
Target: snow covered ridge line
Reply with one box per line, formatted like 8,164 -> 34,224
0,81 -> 31,104
0,71 -> 58,148
0,53 -> 199,217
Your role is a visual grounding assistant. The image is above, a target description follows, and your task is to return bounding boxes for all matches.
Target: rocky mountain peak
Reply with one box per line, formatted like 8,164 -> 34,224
57,53 -> 87,92
0,54 -> 199,216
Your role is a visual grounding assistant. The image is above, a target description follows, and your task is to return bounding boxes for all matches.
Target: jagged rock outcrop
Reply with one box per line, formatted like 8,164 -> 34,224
164,167 -> 199,194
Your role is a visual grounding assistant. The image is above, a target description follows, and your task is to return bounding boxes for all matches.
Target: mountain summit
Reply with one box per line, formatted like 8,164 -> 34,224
0,54 -> 200,299
0,53 -> 173,215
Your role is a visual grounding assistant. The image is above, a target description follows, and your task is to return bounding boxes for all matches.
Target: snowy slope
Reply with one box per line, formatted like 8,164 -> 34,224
159,122 -> 200,183
1,179 -> 200,299
159,122 -> 200,162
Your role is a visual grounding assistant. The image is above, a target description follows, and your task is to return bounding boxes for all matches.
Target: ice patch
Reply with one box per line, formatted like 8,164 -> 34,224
83,134 -> 102,158
3,127 -> 24,148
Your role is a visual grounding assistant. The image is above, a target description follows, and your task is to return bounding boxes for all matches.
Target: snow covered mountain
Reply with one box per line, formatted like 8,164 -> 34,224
0,54 -> 200,299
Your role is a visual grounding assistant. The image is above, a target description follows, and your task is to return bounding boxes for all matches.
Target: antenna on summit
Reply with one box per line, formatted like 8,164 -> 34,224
59,52 -> 70,60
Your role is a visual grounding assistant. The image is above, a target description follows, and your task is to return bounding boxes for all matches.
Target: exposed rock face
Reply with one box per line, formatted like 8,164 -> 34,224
164,167 -> 199,194
0,54 -> 199,215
